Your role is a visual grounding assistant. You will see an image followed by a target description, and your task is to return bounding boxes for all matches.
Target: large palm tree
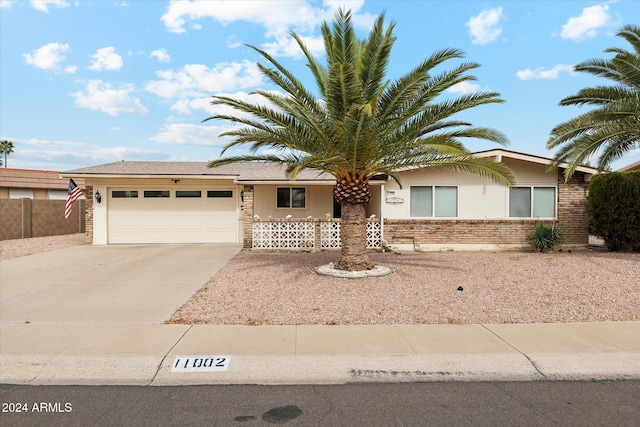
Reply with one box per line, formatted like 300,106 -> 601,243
0,140 -> 14,168
206,10 -> 514,271
548,24 -> 640,180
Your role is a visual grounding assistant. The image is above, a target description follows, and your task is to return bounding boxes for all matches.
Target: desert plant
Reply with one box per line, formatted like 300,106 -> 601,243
586,171 -> 640,252
206,9 -> 514,271
528,222 -> 566,252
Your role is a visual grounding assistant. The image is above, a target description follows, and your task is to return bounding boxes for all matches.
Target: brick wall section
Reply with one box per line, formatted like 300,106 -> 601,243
557,172 -> 589,245
32,199 -> 85,236
1,199 -> 23,240
242,185 -> 254,248
0,199 -> 85,240
383,173 -> 591,247
85,185 -> 94,244
383,219 -> 555,246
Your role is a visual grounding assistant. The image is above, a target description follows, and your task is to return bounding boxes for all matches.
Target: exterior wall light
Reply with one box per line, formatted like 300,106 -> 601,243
95,190 -> 102,204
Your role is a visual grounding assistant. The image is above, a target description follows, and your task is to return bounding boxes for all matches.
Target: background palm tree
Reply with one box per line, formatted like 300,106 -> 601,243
206,10 -> 514,271
547,24 -> 640,180
0,140 -> 15,168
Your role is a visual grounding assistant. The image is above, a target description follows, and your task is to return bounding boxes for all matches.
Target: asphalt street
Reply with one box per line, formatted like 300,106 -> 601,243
2,381 -> 639,426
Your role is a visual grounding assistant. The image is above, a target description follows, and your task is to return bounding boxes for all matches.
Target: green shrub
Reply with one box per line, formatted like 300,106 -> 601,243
528,222 -> 566,252
586,171 -> 640,252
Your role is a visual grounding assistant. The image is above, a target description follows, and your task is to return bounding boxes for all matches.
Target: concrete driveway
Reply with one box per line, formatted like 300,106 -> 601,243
0,244 -> 241,324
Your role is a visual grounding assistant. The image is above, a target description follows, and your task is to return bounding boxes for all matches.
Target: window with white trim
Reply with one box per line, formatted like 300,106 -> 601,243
410,186 -> 458,217
277,187 -> 306,208
509,187 -> 556,218
47,190 -> 68,200
9,189 -> 33,199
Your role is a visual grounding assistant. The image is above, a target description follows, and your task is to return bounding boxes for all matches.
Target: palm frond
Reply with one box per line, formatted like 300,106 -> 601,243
205,10 -> 512,188
548,24 -> 640,180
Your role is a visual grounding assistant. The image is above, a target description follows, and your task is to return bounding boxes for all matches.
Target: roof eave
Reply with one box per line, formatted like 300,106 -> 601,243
475,149 -> 599,175
60,173 -> 240,180
236,179 -> 337,185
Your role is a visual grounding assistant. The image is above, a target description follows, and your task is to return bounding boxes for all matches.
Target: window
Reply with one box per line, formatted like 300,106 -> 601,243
207,190 -> 233,198
143,190 -> 169,198
9,189 -> 34,199
277,187 -> 306,208
509,187 -> 556,218
176,190 -> 201,198
47,190 -> 68,200
112,190 -> 138,198
410,186 -> 458,217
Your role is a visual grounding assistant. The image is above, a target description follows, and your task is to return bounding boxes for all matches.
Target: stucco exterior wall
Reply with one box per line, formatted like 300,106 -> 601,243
253,184 -> 334,219
383,158 -> 558,220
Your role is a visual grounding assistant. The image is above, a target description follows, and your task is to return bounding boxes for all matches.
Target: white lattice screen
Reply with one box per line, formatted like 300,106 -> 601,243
252,221 -> 315,249
253,220 -> 381,249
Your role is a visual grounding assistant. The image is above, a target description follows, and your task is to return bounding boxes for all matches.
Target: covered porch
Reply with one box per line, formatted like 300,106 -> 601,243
240,184 -> 383,250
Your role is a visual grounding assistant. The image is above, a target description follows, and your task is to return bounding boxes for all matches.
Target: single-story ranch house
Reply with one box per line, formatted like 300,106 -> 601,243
61,149 -> 598,251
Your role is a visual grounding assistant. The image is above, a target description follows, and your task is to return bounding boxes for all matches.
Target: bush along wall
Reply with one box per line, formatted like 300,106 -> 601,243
586,171 -> 640,252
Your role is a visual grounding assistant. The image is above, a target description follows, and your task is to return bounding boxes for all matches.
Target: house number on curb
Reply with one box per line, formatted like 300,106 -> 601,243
171,356 -> 230,372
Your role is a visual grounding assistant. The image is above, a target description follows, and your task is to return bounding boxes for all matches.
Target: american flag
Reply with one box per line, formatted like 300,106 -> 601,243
64,179 -> 83,219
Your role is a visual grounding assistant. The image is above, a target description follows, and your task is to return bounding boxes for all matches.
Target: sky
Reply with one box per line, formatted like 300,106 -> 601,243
1,0 -> 639,172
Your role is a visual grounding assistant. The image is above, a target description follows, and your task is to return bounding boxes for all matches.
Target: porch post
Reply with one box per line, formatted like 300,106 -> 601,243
242,185 -> 254,249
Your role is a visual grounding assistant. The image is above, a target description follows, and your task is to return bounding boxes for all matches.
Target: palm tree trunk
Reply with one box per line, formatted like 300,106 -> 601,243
335,202 -> 374,271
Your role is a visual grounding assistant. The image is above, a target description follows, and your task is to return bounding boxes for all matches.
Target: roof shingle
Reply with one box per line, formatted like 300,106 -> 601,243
62,161 -> 333,182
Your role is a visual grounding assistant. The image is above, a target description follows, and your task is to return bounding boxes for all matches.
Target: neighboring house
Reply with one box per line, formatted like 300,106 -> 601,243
61,149 -> 598,250
0,168 -> 84,200
617,160 -> 640,172
0,168 -> 86,240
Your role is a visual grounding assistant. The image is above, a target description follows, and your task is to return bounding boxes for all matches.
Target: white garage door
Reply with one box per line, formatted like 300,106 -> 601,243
107,188 -> 238,243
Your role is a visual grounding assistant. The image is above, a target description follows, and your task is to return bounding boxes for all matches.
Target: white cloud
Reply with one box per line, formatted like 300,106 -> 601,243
160,0 -> 374,57
170,91 -> 273,116
145,60 -> 263,100
226,35 -> 242,49
516,64 -> 575,80
560,4 -> 611,41
150,48 -> 171,63
8,137 -> 167,170
88,47 -> 123,71
447,81 -> 481,95
29,0 -> 69,13
262,33 -> 325,58
90,146 -> 164,161
65,65 -> 77,74
162,1 -> 318,33
149,123 -> 230,146
466,7 -> 504,45
71,80 -> 148,116
18,137 -> 87,148
22,42 -> 70,70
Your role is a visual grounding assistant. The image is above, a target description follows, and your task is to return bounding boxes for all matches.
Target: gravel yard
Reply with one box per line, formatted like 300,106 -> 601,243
0,234 -> 86,260
168,249 -> 640,325
2,235 -> 638,325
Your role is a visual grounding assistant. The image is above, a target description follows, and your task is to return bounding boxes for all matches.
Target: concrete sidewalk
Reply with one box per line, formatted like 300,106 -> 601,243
1,321 -> 638,385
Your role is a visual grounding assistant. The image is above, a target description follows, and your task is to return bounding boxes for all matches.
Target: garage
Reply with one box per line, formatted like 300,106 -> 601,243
107,187 -> 238,244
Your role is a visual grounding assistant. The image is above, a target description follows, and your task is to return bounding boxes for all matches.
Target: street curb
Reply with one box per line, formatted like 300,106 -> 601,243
2,352 -> 639,386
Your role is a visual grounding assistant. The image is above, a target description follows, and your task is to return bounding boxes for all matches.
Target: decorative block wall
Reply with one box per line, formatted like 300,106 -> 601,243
0,198 -> 86,241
